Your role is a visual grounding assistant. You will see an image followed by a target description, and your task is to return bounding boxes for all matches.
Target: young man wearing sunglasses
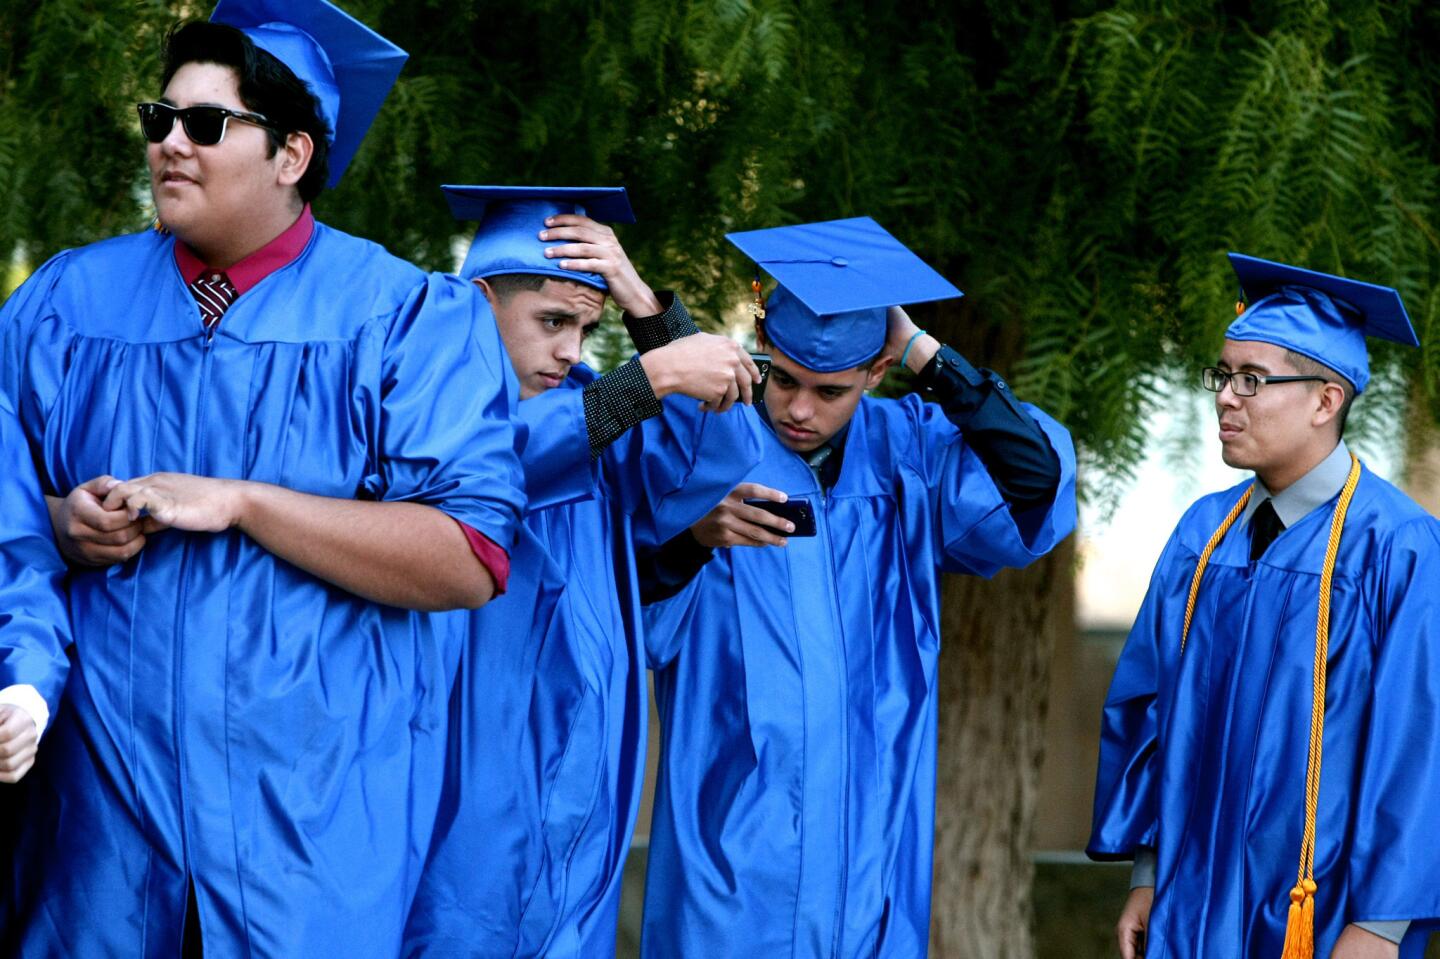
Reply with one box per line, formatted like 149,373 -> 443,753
0,3 -> 524,956
1089,255 -> 1440,959
632,218 -> 1077,958
403,186 -> 763,959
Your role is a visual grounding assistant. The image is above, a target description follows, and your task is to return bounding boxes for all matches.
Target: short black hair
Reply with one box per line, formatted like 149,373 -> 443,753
482,273 -> 597,302
1284,348 -> 1356,438
161,21 -> 332,202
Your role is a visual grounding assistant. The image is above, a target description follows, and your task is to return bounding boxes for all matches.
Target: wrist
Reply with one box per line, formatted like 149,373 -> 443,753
904,333 -> 941,373
637,350 -> 674,399
611,276 -> 663,319
226,479 -> 258,531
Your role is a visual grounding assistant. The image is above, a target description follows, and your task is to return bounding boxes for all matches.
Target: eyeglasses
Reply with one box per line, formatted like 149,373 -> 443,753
136,102 -> 275,146
1201,367 -> 1328,397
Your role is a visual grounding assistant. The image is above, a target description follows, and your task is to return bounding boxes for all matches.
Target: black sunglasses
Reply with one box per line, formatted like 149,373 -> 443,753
136,101 -> 275,146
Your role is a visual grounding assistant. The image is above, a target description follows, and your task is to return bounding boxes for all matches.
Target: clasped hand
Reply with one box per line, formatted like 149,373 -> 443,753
52,473 -> 244,567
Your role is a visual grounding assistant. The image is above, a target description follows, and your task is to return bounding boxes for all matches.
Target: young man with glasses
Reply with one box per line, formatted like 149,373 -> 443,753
1089,254 -> 1440,959
632,217 -> 1077,958
0,3 -> 524,956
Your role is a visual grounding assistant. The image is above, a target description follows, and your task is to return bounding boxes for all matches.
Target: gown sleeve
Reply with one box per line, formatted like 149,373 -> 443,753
600,400 -> 765,550
907,392 -> 1077,576
0,393 -> 71,729
1344,515 -> 1440,926
515,384 -> 599,512
1086,532 -> 1188,860
0,253 -> 70,475
371,272 -> 526,549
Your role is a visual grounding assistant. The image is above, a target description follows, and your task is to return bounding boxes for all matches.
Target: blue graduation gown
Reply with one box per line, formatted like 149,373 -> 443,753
0,392 -> 71,725
0,225 -> 525,958
1088,468 -> 1440,958
639,393 -> 1076,958
404,365 -> 764,959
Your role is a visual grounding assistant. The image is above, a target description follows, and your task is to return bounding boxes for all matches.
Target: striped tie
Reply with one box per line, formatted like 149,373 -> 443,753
189,271 -> 238,331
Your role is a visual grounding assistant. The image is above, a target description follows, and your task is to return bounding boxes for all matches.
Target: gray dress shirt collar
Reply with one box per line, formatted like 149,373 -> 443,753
1240,440 -> 1352,529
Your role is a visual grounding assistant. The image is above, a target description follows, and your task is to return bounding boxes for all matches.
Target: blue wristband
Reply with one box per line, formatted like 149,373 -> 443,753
900,329 -> 927,369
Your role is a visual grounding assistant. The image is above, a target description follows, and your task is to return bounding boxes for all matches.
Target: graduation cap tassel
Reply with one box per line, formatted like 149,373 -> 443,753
1180,456 -> 1362,959
750,272 -> 766,320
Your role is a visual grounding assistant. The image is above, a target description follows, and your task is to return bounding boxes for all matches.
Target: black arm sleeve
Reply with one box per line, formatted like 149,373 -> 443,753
581,292 -> 699,458
916,344 -> 1062,509
621,290 -> 700,353
582,357 -> 664,459
636,530 -> 716,606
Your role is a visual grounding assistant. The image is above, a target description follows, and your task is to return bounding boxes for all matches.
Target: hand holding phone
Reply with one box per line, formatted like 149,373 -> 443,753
691,483 -> 812,548
742,496 -> 816,537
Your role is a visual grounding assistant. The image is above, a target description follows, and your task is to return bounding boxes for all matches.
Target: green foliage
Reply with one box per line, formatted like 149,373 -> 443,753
4,0 -> 1440,490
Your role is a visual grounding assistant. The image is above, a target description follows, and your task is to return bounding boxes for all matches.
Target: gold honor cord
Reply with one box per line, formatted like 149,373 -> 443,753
1178,454 -> 1362,959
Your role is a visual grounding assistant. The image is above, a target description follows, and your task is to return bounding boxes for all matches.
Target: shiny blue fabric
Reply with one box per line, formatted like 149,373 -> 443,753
0,225 -> 525,958
1088,468 -> 1440,958
459,200 -> 611,291
0,393 -> 71,717
211,0 -> 410,187
1227,286 -> 1373,392
404,365 -> 764,959
763,284 -> 887,373
640,393 -> 1076,958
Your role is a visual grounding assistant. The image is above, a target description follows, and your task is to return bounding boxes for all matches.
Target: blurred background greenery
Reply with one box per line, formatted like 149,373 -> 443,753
5,1 -> 1440,955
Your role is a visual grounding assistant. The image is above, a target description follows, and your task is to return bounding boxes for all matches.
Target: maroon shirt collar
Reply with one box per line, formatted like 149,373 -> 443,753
173,205 -> 315,295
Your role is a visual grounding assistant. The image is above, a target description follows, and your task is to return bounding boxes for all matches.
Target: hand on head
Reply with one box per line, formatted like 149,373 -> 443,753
882,305 -> 938,373
541,214 -> 663,318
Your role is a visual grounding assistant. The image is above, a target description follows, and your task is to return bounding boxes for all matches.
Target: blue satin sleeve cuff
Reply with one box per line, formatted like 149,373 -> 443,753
376,273 -> 526,548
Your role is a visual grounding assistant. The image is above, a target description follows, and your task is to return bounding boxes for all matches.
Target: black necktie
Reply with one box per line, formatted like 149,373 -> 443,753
1249,498 -> 1285,561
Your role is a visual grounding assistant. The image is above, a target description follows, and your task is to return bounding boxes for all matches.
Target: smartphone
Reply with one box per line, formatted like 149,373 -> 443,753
749,352 -> 772,402
743,496 -> 817,537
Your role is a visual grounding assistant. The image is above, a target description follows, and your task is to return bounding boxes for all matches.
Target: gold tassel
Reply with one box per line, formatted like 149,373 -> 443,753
1186,458 -> 1359,959
1279,879 -> 1317,959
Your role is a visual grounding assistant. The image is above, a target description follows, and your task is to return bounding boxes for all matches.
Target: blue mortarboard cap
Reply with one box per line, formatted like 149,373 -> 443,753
726,216 -> 962,372
211,0 -> 408,188
442,185 -> 636,291
1226,252 -> 1419,394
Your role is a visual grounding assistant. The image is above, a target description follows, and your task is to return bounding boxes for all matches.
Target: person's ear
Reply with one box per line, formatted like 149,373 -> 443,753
276,131 -> 314,189
1313,381 -> 1347,429
474,277 -> 501,311
864,355 -> 894,390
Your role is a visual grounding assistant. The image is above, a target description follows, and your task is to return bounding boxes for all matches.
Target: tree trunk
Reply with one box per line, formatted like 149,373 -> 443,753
929,539 -> 1076,958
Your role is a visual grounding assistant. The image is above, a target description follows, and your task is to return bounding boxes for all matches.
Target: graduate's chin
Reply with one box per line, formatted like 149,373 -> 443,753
1218,442 -> 1252,470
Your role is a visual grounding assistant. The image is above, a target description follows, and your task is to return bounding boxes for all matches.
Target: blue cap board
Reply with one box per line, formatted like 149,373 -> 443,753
210,0 -> 408,188
726,216 -> 963,373
1226,252 -> 1419,394
443,185 -> 636,292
